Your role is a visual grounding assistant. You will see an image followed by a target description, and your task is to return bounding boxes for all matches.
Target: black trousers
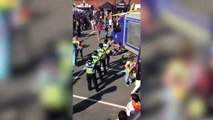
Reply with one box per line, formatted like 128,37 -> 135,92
76,49 -> 83,58
106,54 -> 110,67
77,28 -> 81,36
95,65 -> 103,81
87,74 -> 99,92
100,59 -> 107,74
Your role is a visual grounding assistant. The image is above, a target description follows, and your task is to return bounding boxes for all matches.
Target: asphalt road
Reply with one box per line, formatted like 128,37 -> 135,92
72,30 -> 135,120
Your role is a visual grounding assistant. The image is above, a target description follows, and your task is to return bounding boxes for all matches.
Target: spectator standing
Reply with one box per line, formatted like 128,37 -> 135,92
91,19 -> 95,31
104,25 -> 109,40
72,36 -> 83,60
73,19 -> 76,35
76,21 -> 81,37
117,110 -> 128,120
131,60 -> 141,94
125,55 -> 136,86
109,16 -> 113,32
126,93 -> 141,116
97,21 -> 102,41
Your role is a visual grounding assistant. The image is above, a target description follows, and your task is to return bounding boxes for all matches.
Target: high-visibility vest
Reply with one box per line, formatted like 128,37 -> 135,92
92,55 -> 101,66
97,48 -> 106,59
103,43 -> 110,54
132,101 -> 141,113
40,84 -> 70,111
86,63 -> 95,74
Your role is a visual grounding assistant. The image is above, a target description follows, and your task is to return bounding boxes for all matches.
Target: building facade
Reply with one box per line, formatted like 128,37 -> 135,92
73,0 -> 140,9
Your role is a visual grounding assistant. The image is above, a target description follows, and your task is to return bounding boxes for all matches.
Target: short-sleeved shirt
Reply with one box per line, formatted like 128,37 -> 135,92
126,61 -> 135,72
109,19 -> 112,25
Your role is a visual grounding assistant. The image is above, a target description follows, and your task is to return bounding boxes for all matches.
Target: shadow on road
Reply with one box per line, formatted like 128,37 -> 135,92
72,70 -> 86,85
97,57 -> 126,90
83,44 -> 90,49
98,71 -> 125,91
78,33 -> 88,38
75,53 -> 93,67
73,86 -> 117,114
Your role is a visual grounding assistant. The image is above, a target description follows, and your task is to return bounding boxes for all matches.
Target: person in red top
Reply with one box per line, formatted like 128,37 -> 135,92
97,21 -> 102,41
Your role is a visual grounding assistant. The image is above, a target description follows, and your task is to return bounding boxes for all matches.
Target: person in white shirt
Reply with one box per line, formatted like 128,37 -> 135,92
91,19 -> 95,31
131,80 -> 141,94
131,60 -> 141,94
109,17 -> 112,32
126,93 -> 141,116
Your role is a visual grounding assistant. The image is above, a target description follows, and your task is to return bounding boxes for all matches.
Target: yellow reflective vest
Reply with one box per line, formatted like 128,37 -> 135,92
86,63 -> 95,74
92,55 -> 101,66
103,43 -> 110,54
97,48 -> 106,59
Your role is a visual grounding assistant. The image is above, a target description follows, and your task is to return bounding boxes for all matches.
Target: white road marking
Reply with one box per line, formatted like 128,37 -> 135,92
88,31 -> 95,36
73,95 -> 126,109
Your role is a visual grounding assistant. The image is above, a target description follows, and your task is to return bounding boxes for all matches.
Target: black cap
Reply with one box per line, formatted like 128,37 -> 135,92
93,50 -> 98,55
88,57 -> 93,62
104,38 -> 108,43
99,43 -> 103,48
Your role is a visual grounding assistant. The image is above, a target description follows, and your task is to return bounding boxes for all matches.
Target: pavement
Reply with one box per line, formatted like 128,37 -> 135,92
73,30 -> 135,120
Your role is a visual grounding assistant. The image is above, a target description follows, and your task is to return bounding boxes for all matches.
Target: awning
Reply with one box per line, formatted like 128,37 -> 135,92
99,1 -> 114,10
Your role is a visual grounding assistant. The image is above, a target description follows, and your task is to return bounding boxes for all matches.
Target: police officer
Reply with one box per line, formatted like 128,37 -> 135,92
103,38 -> 111,67
86,58 -> 99,92
97,43 -> 107,74
39,59 -> 71,120
92,50 -> 103,81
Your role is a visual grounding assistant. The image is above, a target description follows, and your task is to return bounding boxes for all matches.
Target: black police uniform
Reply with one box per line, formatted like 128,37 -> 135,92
97,47 -> 107,74
86,61 -> 99,92
92,54 -> 103,81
